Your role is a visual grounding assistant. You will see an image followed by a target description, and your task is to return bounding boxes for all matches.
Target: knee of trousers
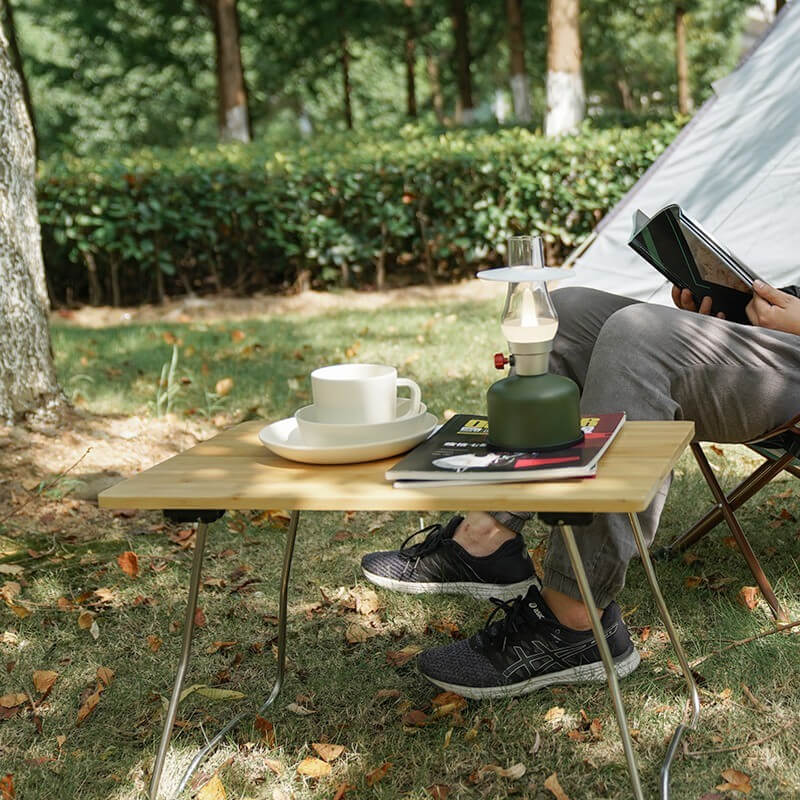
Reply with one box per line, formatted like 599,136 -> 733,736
595,303 -> 675,354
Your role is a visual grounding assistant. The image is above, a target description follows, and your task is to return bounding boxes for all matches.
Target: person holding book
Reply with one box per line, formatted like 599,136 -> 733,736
361,279 -> 800,699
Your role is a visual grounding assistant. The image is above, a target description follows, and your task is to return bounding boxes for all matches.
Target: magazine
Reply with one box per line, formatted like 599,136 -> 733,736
628,204 -> 762,324
387,413 -> 625,487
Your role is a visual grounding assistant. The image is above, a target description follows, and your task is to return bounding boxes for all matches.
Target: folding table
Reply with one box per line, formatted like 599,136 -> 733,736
99,418 -> 696,800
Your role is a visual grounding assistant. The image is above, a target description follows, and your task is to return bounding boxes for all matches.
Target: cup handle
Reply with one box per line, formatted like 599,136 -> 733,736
395,378 -> 422,419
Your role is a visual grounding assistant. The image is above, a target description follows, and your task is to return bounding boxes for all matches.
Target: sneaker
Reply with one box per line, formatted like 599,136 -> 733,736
360,516 -> 539,601
416,584 -> 640,699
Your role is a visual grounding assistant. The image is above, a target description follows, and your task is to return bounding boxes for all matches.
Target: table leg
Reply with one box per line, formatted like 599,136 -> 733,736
149,519 -> 210,800
170,509 -> 301,799
628,512 -> 700,800
559,524 -> 645,800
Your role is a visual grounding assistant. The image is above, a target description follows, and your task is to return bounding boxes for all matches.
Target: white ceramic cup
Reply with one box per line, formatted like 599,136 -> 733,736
310,363 -> 421,424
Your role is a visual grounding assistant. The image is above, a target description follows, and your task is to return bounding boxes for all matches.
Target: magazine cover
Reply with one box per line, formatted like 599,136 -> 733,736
387,412 -> 625,485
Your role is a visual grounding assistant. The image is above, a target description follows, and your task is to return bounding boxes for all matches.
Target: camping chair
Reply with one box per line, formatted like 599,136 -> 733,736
658,413 -> 800,621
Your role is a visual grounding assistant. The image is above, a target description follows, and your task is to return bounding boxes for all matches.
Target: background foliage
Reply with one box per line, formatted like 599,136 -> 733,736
38,122 -> 679,306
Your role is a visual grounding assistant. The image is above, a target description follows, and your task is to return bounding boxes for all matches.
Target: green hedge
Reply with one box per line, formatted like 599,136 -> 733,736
37,122 -> 680,306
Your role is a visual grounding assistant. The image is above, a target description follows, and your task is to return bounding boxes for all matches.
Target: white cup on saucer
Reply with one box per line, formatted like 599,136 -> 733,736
310,363 -> 421,425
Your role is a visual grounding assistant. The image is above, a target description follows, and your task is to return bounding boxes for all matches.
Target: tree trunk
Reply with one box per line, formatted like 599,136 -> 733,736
675,3 -> 692,115
450,0 -> 474,123
617,78 -> 634,112
0,29 -> 62,422
404,0 -> 417,118
545,0 -> 585,136
341,35 -> 353,130
506,0 -> 532,123
213,0 -> 250,143
425,48 -> 445,124
1,0 -> 38,161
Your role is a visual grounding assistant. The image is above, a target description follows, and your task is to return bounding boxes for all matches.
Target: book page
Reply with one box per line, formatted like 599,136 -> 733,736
677,219 -> 751,292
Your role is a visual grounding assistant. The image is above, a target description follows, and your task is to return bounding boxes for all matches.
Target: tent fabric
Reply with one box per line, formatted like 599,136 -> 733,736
569,2 -> 800,305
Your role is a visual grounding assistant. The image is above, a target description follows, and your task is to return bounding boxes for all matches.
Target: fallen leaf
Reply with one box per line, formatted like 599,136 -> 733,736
686,576 -> 704,589
589,718 -> 603,739
710,445 -> 725,457
427,785 -> 450,799
722,536 -> 739,550
117,551 -> 139,579
264,758 -> 283,775
718,687 -> 732,701
0,693 -> 27,709
312,742 -> 345,762
716,768 -> 752,794
76,686 -> 103,724
196,774 -> 226,800
544,772 -> 571,800
352,587 -> 381,616
56,735 -> 66,748
374,688 -> 401,701
402,709 -> 428,727
432,691 -> 467,711
544,706 -> 565,724
386,645 -> 423,666
96,667 -> 114,687
194,607 -> 207,627
0,566 -> 23,576
332,784 -> 354,800
296,757 -> 331,778
255,716 -> 276,747
286,702 -> 316,716
567,730 -> 586,742
33,670 -> 58,695
89,620 -> 100,640
206,641 -> 238,654
92,588 -> 116,605
737,587 -> 760,611
0,775 -> 13,800
231,329 -> 246,342
215,377 -> 234,396
345,622 -> 378,644
195,687 -> 245,701
366,762 -> 392,786
147,635 -> 162,652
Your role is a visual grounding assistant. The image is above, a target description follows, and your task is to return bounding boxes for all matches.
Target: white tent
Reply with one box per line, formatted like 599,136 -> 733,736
570,1 -> 800,303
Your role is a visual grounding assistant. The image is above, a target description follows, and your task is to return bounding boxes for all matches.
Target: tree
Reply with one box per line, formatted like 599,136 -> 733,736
404,0 -> 417,117
0,27 -> 61,421
545,0 -> 584,135
450,0 -> 474,122
675,2 -> 692,114
506,0 -> 532,123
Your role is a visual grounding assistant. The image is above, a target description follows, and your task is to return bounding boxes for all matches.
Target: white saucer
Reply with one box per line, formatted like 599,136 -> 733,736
259,413 -> 438,465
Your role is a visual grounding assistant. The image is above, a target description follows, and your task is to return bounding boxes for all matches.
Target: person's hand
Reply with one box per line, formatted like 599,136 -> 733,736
746,280 -> 800,335
671,285 -> 726,318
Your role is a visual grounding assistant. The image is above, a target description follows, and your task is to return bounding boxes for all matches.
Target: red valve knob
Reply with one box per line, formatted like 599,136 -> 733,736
494,353 -> 509,370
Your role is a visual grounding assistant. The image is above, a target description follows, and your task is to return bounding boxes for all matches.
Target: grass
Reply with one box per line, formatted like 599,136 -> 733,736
2,294 -> 800,799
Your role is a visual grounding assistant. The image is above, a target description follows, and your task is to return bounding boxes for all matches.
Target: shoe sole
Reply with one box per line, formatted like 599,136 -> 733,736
361,568 -> 538,602
419,648 -> 641,700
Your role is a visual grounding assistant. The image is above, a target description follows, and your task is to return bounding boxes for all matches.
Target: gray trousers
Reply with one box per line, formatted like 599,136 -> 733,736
490,287 -> 800,607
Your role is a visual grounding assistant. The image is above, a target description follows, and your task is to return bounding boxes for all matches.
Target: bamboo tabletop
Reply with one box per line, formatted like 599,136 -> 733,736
98,419 -> 694,514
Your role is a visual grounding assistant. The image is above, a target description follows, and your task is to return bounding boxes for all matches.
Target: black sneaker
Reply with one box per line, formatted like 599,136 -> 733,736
417,584 -> 640,699
360,516 -> 539,601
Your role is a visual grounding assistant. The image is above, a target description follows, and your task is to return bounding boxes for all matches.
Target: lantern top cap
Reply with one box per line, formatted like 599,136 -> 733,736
477,267 -> 574,283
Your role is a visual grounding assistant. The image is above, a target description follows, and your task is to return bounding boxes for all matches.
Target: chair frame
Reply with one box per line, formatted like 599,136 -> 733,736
663,414 -> 800,621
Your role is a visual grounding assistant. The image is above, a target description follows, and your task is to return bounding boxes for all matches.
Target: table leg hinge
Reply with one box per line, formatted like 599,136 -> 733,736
539,512 -> 594,527
164,509 -> 226,524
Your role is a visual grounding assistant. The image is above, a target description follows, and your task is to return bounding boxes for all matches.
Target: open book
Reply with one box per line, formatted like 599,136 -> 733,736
628,204 -> 761,323
387,413 -> 625,487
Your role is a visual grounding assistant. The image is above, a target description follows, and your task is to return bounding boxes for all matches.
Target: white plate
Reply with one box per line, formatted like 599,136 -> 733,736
259,413 -> 438,465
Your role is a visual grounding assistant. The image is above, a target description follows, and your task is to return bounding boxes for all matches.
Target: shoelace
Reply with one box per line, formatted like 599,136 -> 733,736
481,595 -> 528,652
396,523 -> 448,578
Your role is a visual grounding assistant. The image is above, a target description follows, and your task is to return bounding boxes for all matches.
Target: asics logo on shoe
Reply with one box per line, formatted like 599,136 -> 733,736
528,602 -> 545,619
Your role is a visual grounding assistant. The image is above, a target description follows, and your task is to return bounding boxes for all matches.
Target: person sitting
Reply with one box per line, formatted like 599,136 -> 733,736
361,280 -> 800,699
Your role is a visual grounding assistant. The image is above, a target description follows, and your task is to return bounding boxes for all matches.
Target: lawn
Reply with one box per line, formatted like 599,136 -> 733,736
2,291 -> 800,800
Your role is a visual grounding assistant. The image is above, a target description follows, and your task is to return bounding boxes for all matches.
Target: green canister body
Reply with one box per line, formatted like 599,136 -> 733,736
486,372 -> 582,451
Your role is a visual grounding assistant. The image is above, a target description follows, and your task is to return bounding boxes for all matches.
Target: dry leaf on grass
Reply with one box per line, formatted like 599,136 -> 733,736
365,762 -> 392,786
77,611 -> 95,630
194,607 -> 207,627
0,694 -> 27,709
737,587 -> 760,611
385,645 -> 423,666
296,757 -> 331,778
215,377 -> 234,396
96,667 -> 114,688
264,758 -> 283,775
196,774 -> 226,800
76,686 -> 103,724
0,775 -> 13,800
332,783 -> 354,800
352,587 -> 381,616
285,702 -> 316,716
146,635 -> 162,652
544,706 -> 565,724
345,622 -> 379,644
716,768 -> 752,794
431,691 -> 467,715
117,551 -> 139,579
402,709 -> 428,728
544,772 -> 571,800
311,742 -> 345,762
206,641 -> 237,654
32,670 -> 58,695
56,735 -> 66,748
255,716 -> 276,747
481,763 -> 526,780
0,565 -> 23,576
426,784 -> 450,799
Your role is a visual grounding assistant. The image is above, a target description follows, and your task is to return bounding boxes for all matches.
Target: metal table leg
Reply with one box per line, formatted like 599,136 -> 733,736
149,510 -> 301,800
628,512 -> 700,800
559,524 -> 645,800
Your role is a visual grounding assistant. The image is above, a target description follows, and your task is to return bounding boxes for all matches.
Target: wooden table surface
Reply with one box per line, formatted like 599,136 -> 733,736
98,419 -> 694,514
